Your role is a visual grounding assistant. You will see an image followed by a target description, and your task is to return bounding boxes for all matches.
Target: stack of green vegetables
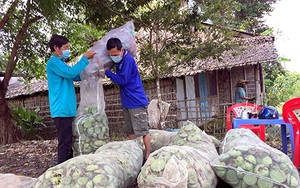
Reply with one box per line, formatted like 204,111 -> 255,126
138,145 -> 218,187
72,107 -> 109,156
169,120 -> 220,160
137,129 -> 178,154
32,140 -> 143,188
138,121 -> 219,187
211,128 -> 300,188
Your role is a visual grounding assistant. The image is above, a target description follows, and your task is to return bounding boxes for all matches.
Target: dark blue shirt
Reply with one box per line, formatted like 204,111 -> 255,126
105,50 -> 148,109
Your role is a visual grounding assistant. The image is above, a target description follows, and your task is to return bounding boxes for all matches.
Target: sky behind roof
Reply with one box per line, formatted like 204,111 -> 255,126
264,0 -> 300,72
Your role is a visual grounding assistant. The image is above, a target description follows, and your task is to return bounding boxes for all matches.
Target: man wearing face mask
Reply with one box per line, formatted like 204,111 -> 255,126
105,37 -> 151,163
47,34 -> 96,164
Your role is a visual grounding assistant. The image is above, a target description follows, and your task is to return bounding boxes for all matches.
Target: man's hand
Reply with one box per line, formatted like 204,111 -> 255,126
84,51 -> 96,59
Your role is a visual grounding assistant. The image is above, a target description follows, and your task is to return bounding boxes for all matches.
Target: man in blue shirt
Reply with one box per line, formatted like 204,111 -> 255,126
46,34 -> 96,164
105,37 -> 151,162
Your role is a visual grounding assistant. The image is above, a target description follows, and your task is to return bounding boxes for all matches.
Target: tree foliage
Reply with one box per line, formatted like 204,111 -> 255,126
232,0 -> 277,33
0,0 -> 103,144
262,61 -> 300,107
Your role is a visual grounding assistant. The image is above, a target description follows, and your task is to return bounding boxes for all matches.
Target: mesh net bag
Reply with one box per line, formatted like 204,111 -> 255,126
169,120 -> 219,161
211,128 -> 300,188
136,129 -> 177,154
79,21 -> 136,80
137,145 -> 218,188
72,77 -> 109,156
33,140 -> 143,188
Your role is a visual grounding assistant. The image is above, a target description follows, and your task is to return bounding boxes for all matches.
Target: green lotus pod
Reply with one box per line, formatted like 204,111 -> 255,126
87,128 -> 94,135
242,174 -> 257,186
86,164 -> 98,171
103,165 -> 114,174
93,174 -> 105,184
254,164 -> 269,177
88,116 -> 95,123
219,153 -> 231,162
269,168 -> 287,183
234,156 -> 244,166
236,167 -> 245,179
279,162 -> 290,172
261,156 -> 272,166
83,121 -> 92,128
245,155 -> 256,165
178,133 -> 188,138
86,181 -> 94,188
257,178 -> 274,188
225,169 -> 239,184
241,161 -> 253,172
94,127 -> 101,134
229,149 -> 242,157
84,107 -> 90,113
150,158 -> 166,172
290,175 -> 299,187
91,108 -> 97,115
182,124 -> 194,131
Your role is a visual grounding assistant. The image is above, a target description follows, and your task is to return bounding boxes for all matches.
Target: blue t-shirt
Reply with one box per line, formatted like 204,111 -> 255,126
235,87 -> 246,103
46,55 -> 89,117
105,50 -> 148,109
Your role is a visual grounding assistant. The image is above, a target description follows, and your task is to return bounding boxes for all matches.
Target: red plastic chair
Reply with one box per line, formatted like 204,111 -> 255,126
227,102 -> 266,141
282,97 -> 300,168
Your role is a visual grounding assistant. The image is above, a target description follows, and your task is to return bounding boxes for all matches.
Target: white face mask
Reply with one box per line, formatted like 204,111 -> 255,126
110,55 -> 122,63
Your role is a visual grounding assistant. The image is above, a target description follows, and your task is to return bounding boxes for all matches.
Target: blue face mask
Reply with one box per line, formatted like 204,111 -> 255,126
60,50 -> 70,60
110,55 -> 122,63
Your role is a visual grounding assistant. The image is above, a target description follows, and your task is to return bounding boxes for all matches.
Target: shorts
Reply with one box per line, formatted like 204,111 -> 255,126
123,106 -> 149,137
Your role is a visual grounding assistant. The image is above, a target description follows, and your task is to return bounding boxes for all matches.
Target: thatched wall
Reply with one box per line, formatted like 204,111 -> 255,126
7,78 -> 178,139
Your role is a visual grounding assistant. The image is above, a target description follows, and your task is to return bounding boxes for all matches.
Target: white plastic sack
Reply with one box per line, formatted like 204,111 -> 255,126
148,99 -> 170,129
80,21 -> 136,80
0,174 -> 36,188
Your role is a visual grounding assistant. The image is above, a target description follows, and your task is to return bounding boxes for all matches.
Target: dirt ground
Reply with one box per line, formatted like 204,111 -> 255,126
0,140 -> 58,178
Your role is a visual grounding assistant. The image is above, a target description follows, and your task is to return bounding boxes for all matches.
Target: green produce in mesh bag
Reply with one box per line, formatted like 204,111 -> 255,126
136,129 -> 177,154
33,140 -> 143,188
211,128 -> 300,188
72,77 -> 109,156
137,145 -> 218,188
169,120 -> 220,161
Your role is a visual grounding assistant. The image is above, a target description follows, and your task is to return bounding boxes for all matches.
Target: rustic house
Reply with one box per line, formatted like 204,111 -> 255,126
5,35 -> 277,139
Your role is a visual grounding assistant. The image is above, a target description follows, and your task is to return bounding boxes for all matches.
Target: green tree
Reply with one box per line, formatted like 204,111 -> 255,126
133,0 -> 243,127
0,0 -> 102,144
265,71 -> 300,107
233,0 -> 277,33
262,60 -> 285,106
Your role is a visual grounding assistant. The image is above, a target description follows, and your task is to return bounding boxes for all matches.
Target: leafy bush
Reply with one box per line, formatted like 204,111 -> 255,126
10,106 -> 46,140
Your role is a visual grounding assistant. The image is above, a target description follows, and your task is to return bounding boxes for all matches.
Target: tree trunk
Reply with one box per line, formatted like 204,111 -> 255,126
0,83 -> 21,145
0,1 -> 41,144
0,0 -> 19,30
155,76 -> 165,130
